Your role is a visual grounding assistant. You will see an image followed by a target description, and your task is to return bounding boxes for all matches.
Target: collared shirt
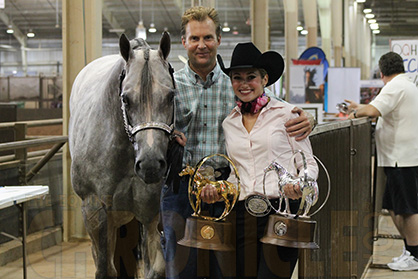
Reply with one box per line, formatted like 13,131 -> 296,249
222,98 -> 318,200
174,62 -> 235,167
370,73 -> 418,167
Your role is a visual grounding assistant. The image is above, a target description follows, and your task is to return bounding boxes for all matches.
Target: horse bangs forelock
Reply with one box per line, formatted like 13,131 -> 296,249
140,48 -> 152,109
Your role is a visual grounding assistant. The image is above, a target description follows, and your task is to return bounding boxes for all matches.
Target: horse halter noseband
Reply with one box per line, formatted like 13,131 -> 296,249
119,49 -> 176,143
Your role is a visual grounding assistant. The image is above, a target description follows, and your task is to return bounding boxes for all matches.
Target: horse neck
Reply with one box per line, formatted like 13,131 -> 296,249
103,59 -> 129,140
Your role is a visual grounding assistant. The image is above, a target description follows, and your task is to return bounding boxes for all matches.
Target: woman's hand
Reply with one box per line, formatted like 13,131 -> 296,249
200,184 -> 221,204
282,183 -> 303,200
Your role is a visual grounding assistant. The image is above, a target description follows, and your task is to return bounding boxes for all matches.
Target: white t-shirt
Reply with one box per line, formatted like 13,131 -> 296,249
370,73 -> 418,167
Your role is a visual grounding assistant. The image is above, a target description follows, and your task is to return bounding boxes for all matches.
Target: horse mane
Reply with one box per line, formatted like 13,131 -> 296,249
125,38 -> 154,111
140,48 -> 152,110
130,38 -> 150,50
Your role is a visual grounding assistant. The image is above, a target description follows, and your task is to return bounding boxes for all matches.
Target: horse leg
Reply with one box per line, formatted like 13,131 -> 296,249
81,199 -> 118,279
140,215 -> 165,279
296,192 -> 307,216
114,218 -> 140,278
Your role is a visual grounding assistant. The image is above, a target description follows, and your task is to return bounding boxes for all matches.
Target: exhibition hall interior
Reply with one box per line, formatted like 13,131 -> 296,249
1,0 -> 418,278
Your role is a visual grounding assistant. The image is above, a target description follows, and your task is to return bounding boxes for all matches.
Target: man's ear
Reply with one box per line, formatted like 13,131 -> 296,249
181,36 -> 186,48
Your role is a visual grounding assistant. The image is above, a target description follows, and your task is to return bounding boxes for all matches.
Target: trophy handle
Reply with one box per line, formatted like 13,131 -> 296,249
293,152 -> 331,218
189,154 -> 241,222
307,155 -> 331,217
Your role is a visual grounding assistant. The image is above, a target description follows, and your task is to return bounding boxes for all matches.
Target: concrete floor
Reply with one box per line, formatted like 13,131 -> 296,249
0,215 -> 416,279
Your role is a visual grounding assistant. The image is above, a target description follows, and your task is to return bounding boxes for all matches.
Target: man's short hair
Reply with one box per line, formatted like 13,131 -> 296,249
379,52 -> 405,77
181,6 -> 221,38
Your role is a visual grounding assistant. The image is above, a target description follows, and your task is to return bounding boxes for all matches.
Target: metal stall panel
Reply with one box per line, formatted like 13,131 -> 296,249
350,119 -> 373,278
298,119 -> 373,279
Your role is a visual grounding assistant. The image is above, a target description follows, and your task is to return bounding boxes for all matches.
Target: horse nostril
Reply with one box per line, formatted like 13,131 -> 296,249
134,158 -> 167,176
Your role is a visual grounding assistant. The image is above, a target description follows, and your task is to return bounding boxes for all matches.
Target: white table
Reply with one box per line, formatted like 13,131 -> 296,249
0,186 -> 49,279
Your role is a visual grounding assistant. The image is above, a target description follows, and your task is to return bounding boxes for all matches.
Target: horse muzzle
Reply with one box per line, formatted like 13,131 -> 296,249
134,149 -> 167,184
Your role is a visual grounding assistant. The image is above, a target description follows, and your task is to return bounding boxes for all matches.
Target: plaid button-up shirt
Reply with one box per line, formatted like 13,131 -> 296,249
174,62 -> 235,168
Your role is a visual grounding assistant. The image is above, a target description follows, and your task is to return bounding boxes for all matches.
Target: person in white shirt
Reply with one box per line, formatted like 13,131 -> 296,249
204,42 -> 319,279
347,51 -> 418,271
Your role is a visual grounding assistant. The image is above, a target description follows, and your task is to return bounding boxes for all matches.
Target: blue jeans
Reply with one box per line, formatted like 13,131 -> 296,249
161,178 -> 224,279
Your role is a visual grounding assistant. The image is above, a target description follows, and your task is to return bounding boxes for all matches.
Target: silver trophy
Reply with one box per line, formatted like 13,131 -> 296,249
245,150 -> 330,249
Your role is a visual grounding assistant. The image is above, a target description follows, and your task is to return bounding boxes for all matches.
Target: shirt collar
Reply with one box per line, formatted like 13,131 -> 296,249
184,61 -> 223,88
230,98 -> 284,117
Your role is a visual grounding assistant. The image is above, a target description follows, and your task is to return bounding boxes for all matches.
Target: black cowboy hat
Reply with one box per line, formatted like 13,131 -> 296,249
218,42 -> 285,87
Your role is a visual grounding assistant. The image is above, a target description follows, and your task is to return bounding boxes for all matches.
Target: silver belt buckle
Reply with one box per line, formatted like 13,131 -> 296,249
244,193 -> 271,217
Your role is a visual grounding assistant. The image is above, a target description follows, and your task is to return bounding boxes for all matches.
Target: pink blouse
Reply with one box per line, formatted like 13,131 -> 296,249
222,98 -> 318,201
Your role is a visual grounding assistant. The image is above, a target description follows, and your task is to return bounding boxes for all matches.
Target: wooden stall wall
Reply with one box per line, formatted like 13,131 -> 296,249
298,119 -> 373,279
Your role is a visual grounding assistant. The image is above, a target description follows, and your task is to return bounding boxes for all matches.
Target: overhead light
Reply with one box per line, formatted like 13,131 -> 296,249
109,28 -> 125,33
373,29 -> 380,34
368,19 -> 377,24
365,13 -> 375,19
6,25 -> 13,34
363,8 -> 372,14
27,29 -> 35,38
232,26 -> 239,35
301,30 -> 308,35
222,22 -> 230,32
148,23 -> 157,33
356,0 -> 366,3
370,23 -> 379,30
136,0 -> 146,39
296,21 -> 303,31
135,20 -> 146,40
148,0 -> 157,34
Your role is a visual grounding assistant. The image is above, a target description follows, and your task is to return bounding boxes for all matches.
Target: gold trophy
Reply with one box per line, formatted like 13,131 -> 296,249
177,154 -> 240,251
245,151 -> 330,249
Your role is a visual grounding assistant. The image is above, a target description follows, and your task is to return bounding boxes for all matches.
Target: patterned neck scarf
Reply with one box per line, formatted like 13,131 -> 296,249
236,92 -> 270,114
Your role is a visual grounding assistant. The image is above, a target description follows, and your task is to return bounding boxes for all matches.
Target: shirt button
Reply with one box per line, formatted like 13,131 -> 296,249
202,140 -> 206,144
204,105 -> 208,108
204,123 -> 207,126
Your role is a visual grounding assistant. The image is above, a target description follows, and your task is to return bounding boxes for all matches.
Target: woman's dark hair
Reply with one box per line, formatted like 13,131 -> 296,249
379,52 -> 405,77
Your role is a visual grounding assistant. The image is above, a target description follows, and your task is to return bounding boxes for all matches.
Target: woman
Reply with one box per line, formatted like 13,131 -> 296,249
215,42 -> 319,279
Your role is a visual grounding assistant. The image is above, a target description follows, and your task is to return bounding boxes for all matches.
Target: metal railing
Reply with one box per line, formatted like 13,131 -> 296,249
0,119 -> 67,184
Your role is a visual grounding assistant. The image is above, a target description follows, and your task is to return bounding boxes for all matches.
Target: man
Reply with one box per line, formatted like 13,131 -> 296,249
347,51 -> 418,271
161,6 -> 314,278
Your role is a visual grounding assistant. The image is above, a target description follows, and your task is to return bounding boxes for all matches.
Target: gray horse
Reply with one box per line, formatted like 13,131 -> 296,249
69,32 -> 175,279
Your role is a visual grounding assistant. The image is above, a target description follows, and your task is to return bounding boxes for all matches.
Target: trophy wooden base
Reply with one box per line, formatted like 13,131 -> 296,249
177,216 -> 234,251
260,214 -> 319,249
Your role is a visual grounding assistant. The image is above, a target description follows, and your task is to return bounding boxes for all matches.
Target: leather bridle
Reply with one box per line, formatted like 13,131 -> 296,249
118,54 -> 176,143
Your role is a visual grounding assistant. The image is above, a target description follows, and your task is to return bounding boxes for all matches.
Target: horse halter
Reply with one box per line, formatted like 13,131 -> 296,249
119,50 -> 177,143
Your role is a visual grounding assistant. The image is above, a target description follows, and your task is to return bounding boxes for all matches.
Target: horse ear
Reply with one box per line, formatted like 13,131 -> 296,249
159,31 -> 171,60
119,34 -> 133,62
